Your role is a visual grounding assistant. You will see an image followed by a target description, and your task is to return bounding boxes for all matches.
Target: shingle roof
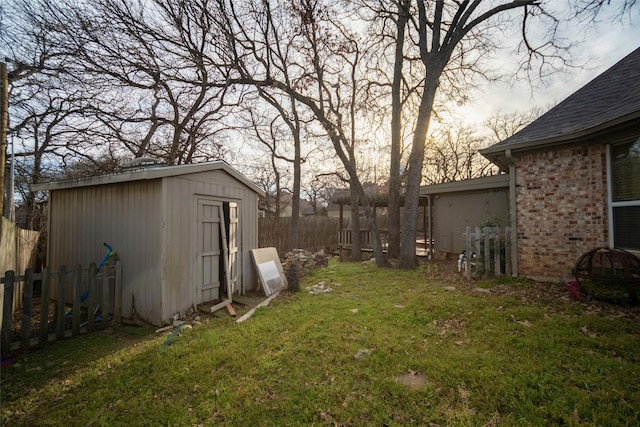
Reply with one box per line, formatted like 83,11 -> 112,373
481,47 -> 640,158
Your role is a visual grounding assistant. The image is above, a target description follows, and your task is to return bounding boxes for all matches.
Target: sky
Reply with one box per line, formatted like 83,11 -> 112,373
455,8 -> 640,129
307,12 -> 640,186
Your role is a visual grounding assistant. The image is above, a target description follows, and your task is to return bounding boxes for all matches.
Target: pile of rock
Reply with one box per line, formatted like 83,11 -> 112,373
306,281 -> 333,295
282,249 -> 329,291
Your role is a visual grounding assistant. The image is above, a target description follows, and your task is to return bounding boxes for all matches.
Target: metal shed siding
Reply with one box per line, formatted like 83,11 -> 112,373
432,189 -> 509,254
158,170 -> 260,322
48,180 -> 163,324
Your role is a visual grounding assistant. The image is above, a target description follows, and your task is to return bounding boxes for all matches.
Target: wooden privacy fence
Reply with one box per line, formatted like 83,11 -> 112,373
464,226 -> 512,279
259,216 -> 340,255
0,217 -> 41,306
1,261 -> 122,355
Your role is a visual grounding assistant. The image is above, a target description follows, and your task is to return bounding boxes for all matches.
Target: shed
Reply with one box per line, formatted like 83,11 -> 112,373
421,175 -> 510,256
34,161 -> 265,326
331,175 -> 509,259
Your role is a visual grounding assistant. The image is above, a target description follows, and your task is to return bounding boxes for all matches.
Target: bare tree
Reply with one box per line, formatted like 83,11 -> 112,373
395,0 -> 578,268
422,106 -> 546,185
2,1 -> 109,229
388,0 -> 411,259
249,0 -> 309,246
484,107 -> 545,143
241,157 -> 291,217
10,0 -> 238,165
241,103 -> 295,218
4,0 -> 634,264
305,173 -> 342,214
573,0 -> 638,20
423,123 -> 496,184
218,0 -> 389,265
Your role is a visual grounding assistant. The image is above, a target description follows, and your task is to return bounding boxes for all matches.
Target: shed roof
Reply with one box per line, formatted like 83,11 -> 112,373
330,175 -> 509,207
481,47 -> 640,165
419,174 -> 509,195
33,160 -> 266,196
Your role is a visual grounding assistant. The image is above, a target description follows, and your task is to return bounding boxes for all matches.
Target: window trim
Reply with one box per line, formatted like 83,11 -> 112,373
607,140 -> 640,250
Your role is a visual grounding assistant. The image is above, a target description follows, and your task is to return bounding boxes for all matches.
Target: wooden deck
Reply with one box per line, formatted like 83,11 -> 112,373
338,229 -> 432,260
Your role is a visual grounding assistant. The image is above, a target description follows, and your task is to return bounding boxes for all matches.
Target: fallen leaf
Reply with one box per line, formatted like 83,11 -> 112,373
511,315 -> 532,327
572,408 -> 581,424
354,349 -> 372,359
320,411 -> 332,422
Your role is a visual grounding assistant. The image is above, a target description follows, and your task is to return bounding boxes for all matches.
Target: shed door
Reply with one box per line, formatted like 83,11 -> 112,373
225,202 -> 240,295
197,198 -> 225,304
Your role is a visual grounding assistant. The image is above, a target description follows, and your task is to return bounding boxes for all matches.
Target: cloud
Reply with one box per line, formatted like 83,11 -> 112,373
450,14 -> 640,129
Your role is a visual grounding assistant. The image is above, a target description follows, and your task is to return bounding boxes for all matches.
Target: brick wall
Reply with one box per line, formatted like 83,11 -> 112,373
515,144 -> 609,281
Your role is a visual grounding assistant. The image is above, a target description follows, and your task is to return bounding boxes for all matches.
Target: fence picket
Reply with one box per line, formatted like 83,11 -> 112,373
494,230 -> 501,276
87,263 -> 97,332
114,261 -> 122,325
474,227 -> 482,276
20,269 -> 34,349
1,271 -> 14,353
101,266 -> 110,328
484,229 -> 491,274
505,227 -> 512,277
465,226 -> 472,279
465,226 -> 511,278
72,266 -> 82,336
56,266 -> 67,340
39,267 -> 51,345
1,261 -> 123,355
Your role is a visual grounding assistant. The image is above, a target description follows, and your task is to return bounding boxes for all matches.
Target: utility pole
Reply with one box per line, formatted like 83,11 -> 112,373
0,62 -> 8,219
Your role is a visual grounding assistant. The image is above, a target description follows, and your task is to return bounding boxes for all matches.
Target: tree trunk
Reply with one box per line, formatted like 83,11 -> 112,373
388,0 -> 410,259
349,185 -> 361,261
290,131 -> 301,249
399,79 -> 438,268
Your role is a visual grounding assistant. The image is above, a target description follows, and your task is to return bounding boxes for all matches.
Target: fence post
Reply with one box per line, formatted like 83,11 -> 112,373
475,227 -> 482,275
483,228 -> 491,278
87,263 -> 97,332
72,265 -> 82,336
494,227 -> 502,276
101,265 -> 110,328
114,260 -> 122,326
21,269 -> 34,349
465,226 -> 472,279
39,267 -> 51,346
56,266 -> 67,340
1,271 -> 15,355
505,227 -> 512,277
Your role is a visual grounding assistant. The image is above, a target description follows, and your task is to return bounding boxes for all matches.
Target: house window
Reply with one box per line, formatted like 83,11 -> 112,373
608,138 -> 640,251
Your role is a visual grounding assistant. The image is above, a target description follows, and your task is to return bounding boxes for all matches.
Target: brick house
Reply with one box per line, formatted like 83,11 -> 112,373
480,47 -> 640,282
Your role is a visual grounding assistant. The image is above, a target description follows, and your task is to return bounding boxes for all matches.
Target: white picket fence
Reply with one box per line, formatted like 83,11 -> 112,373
464,226 -> 512,279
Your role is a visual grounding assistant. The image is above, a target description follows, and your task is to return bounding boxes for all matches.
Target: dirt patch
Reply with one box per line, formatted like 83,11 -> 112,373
396,370 -> 430,390
8,291 -> 57,341
422,259 -> 474,288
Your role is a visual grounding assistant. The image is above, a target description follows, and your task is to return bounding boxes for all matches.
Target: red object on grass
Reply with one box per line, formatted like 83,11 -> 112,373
566,281 -> 581,300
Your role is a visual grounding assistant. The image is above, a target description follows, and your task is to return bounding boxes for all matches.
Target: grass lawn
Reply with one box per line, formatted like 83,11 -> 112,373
1,260 -> 639,426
